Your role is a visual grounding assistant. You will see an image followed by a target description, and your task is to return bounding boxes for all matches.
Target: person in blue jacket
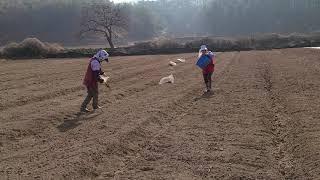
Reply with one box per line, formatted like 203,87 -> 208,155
198,45 -> 215,92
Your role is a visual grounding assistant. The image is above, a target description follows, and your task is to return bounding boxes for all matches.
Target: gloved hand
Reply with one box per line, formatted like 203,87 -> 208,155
98,78 -> 104,83
100,71 -> 105,75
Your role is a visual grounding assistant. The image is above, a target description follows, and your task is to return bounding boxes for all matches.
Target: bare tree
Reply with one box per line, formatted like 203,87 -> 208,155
80,1 -> 128,49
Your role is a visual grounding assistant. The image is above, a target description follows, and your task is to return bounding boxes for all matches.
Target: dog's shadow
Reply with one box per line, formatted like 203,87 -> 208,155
57,110 -> 102,132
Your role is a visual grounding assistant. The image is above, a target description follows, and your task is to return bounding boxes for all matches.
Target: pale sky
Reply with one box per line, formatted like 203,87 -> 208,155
112,0 -> 138,3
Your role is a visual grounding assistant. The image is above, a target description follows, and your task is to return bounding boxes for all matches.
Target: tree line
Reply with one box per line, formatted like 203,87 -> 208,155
0,0 -> 319,47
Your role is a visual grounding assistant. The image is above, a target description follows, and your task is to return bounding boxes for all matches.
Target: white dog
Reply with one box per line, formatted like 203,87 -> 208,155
169,61 -> 177,66
159,74 -> 174,84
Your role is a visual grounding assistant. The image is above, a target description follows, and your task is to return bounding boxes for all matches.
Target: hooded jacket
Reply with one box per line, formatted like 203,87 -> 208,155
83,57 -> 103,89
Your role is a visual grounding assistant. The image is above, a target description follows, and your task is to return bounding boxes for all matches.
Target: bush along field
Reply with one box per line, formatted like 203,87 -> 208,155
0,38 -> 64,59
1,32 -> 320,59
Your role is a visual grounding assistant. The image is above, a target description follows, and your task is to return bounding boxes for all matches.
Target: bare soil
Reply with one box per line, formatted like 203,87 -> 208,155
1,48 -> 320,179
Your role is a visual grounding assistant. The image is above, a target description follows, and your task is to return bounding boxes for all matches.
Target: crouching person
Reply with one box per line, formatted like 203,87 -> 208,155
81,50 -> 109,113
199,45 -> 215,93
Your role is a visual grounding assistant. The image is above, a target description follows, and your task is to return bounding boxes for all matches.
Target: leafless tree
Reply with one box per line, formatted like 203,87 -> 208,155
80,1 -> 129,49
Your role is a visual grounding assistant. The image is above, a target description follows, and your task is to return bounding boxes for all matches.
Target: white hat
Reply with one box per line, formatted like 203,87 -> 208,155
94,50 -> 109,62
200,45 -> 208,51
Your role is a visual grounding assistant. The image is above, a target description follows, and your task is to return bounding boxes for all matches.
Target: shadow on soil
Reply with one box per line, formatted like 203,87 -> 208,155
193,91 -> 214,101
57,110 -> 103,132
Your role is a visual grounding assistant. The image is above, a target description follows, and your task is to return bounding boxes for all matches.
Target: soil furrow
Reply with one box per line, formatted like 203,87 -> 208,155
1,49 -> 319,179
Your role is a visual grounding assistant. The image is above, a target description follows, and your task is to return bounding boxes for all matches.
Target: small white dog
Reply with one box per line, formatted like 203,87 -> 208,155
177,58 -> 186,63
159,74 -> 174,85
169,61 -> 177,66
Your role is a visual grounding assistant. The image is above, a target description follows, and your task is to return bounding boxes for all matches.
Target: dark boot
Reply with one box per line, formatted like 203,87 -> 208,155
80,108 -> 91,113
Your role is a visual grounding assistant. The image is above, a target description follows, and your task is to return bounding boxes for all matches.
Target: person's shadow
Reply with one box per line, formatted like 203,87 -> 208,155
201,91 -> 214,98
193,91 -> 214,101
57,111 -> 102,132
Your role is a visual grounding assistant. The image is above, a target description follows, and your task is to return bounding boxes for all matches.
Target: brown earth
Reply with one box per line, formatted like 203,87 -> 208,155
0,48 -> 320,179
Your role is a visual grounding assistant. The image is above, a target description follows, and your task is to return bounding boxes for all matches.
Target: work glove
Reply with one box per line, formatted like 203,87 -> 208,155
98,78 -> 104,83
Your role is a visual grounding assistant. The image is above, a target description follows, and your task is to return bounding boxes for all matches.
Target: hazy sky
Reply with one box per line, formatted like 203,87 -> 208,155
113,0 -> 138,3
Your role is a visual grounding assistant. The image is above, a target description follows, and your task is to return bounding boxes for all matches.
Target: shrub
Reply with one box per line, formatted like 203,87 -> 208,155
2,38 -> 64,58
131,41 -> 156,50
153,37 -> 183,49
185,37 -> 238,51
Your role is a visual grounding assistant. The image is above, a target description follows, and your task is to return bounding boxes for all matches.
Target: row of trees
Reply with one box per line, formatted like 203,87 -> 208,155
0,0 -> 320,48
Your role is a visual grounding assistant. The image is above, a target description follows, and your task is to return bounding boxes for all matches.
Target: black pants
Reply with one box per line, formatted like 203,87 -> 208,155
203,72 -> 213,90
81,87 -> 99,110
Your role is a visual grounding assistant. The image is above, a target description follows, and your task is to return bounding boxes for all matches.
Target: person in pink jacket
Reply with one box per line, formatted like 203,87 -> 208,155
81,50 -> 109,113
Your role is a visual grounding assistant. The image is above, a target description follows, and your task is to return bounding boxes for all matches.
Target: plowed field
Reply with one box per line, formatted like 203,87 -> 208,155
1,48 -> 320,179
